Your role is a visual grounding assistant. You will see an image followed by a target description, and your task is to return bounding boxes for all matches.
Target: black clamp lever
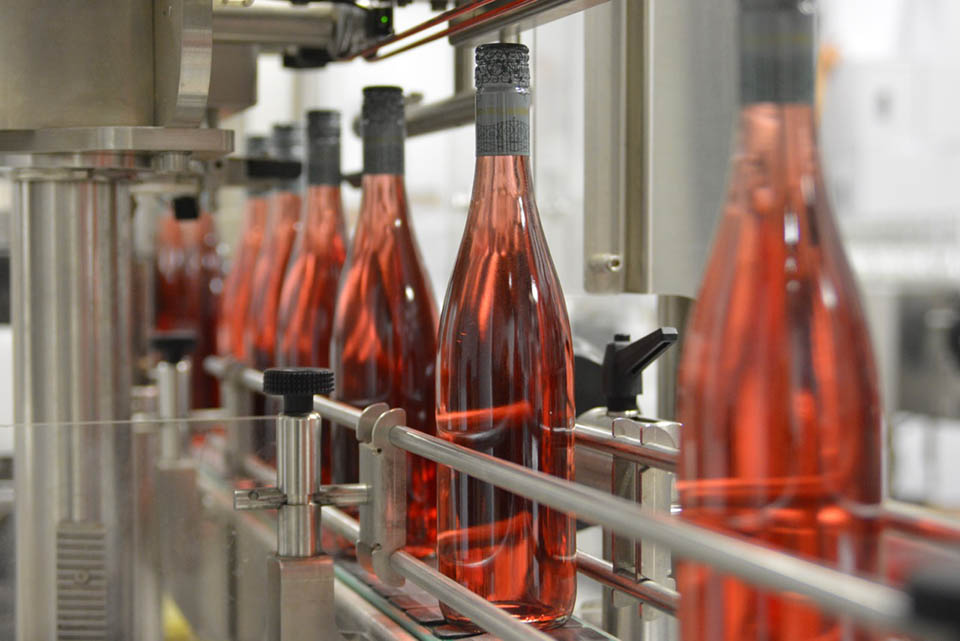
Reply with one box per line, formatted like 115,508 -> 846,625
602,327 -> 679,412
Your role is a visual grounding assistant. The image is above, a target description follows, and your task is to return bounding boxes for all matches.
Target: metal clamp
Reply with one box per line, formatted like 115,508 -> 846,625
234,484 -> 371,511
607,414 -> 680,640
357,404 -> 407,586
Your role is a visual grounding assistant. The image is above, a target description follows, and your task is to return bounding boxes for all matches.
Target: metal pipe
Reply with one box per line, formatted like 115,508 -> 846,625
213,5 -> 339,50
276,413 -> 321,557
387,426 -> 914,633
13,170 -> 135,641
315,483 -> 370,507
576,552 -> 678,615
575,421 -> 678,472
406,92 -> 475,137
156,359 -> 191,460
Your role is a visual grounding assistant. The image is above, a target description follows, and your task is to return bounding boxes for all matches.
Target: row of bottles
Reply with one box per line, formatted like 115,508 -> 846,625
164,10 -> 883,636
209,43 -> 576,628
154,196 -> 222,409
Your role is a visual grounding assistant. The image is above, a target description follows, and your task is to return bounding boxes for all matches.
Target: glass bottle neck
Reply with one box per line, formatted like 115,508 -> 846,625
475,85 -> 531,157
359,174 -> 409,225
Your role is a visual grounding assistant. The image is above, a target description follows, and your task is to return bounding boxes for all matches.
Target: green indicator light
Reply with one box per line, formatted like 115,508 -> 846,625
380,15 -> 389,23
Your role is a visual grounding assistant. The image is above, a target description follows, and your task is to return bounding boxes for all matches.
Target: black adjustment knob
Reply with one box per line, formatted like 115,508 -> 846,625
263,367 -> 335,415
602,327 -> 679,412
150,330 -> 197,364
908,564 -> 960,637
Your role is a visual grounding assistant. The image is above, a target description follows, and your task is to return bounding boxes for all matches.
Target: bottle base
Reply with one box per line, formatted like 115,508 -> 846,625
442,602 -> 570,631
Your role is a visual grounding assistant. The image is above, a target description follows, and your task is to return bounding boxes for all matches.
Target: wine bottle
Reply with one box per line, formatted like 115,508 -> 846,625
276,111 -> 347,369
154,209 -> 187,332
245,124 -> 303,373
676,3 -> 882,641
331,86 -> 439,558
436,44 -> 576,629
182,209 -> 222,409
217,135 -> 271,362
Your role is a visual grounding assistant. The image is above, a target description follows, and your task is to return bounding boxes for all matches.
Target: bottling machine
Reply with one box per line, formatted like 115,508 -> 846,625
2,1 -> 960,641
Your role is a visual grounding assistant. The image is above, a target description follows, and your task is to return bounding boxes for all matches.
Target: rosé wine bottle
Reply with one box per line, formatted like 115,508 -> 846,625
676,3 -> 883,641
331,87 -> 439,558
436,44 -> 576,630
217,135 -> 270,362
244,124 -> 303,457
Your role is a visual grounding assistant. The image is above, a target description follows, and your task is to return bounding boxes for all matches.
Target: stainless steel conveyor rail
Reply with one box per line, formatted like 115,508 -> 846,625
204,356 -> 945,639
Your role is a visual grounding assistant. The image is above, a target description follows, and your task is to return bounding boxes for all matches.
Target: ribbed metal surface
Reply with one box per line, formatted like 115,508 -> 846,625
56,522 -> 107,641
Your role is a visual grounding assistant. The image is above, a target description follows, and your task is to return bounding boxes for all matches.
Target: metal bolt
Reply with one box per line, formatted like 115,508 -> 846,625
73,570 -> 90,585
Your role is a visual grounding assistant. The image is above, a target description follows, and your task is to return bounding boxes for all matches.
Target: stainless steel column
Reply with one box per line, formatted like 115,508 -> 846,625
12,169 -> 135,641
656,295 -> 693,421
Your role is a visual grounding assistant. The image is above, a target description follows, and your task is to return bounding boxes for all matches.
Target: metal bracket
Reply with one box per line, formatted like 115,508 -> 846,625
234,484 -> 371,511
357,406 -> 407,586
609,415 -> 679,623
235,486 -> 286,511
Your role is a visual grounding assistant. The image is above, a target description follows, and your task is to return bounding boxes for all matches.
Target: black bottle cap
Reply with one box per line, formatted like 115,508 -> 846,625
246,135 -> 270,158
362,86 -> 404,122
362,86 -> 404,174
172,195 -> 199,221
475,43 -> 530,89
270,124 -> 302,161
263,367 -> 335,415
150,330 -> 197,364
306,109 -> 341,186
602,328 -> 678,412
739,0 -> 815,104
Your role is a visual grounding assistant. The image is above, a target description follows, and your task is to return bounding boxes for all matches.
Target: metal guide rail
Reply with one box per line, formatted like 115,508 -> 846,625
204,356 -> 958,640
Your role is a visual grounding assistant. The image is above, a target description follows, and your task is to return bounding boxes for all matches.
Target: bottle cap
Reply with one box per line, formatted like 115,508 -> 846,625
270,124 -> 302,161
362,86 -> 404,124
246,134 -> 270,158
306,110 -> 341,185
475,43 -> 530,89
307,110 -> 341,141
739,0 -> 815,103
362,87 -> 404,174
263,367 -> 335,415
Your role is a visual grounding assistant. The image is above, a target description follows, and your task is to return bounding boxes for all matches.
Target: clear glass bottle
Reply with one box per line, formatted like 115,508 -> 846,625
331,87 -> 439,558
676,3 -> 882,640
436,44 -> 576,629
217,135 -> 271,362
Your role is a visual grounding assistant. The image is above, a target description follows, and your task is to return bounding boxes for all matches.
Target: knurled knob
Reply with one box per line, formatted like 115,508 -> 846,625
262,367 -> 335,415
150,330 -> 197,364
